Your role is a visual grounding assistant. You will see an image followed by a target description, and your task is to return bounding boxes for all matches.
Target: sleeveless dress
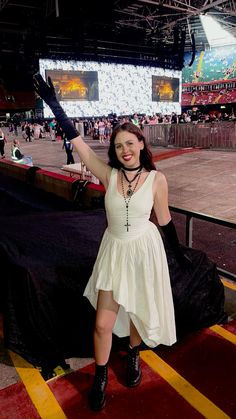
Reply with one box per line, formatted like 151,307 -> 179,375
83,168 -> 176,348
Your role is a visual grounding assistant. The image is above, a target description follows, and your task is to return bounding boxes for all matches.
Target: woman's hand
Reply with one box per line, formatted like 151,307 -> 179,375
160,219 -> 193,271
33,73 -> 79,142
33,73 -> 58,106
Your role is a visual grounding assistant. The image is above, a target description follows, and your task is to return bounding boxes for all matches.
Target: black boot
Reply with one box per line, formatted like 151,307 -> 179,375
89,363 -> 108,411
126,345 -> 142,387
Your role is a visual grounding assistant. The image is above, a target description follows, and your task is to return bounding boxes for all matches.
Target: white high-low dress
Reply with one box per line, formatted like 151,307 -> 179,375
84,168 -> 176,347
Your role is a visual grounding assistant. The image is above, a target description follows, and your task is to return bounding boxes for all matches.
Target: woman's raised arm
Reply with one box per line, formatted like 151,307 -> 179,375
33,73 -> 110,186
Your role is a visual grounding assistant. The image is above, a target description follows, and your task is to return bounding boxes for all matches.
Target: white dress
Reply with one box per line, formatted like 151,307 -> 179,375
83,168 -> 176,348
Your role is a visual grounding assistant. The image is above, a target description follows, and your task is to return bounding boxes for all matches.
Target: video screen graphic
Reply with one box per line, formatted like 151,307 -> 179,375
45,70 -> 99,101
40,59 -> 181,117
152,76 -> 179,102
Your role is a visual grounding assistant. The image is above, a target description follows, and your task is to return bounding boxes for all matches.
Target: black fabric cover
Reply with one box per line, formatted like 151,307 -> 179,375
0,210 -> 106,368
0,173 -> 74,216
0,209 -> 226,368
166,241 -> 227,338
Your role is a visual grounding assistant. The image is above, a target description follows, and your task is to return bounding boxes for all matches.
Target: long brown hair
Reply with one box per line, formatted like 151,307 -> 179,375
108,122 -> 156,171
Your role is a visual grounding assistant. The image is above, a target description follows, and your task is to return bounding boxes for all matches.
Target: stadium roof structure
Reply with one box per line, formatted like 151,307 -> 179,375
0,0 -> 235,89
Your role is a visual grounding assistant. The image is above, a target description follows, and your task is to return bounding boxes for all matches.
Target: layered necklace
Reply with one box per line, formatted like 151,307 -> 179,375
120,165 -> 143,232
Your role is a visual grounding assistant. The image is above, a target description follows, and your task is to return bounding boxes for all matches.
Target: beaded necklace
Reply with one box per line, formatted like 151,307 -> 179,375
121,167 -> 143,197
121,169 -> 142,232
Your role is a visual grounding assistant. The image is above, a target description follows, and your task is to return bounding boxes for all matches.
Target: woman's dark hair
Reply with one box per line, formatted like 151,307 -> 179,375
108,122 -> 156,171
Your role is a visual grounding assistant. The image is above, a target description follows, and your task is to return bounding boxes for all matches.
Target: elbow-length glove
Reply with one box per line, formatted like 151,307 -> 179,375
33,73 -> 78,141
161,220 -> 192,270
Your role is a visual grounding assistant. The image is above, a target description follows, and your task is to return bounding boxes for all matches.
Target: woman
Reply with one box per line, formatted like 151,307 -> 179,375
33,74 -> 191,411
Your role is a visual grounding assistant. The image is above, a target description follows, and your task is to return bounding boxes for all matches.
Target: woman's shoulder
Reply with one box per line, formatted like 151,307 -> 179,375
109,167 -> 118,178
153,169 -> 166,180
102,166 -> 114,190
152,169 -> 168,189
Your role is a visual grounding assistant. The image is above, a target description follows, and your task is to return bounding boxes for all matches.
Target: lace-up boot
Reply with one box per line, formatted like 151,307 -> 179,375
126,345 -> 142,387
89,363 -> 108,410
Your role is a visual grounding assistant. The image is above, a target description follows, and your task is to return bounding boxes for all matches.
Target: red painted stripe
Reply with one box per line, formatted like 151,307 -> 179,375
0,382 -> 40,418
155,326 -> 236,417
48,353 -> 203,418
153,148 -> 201,162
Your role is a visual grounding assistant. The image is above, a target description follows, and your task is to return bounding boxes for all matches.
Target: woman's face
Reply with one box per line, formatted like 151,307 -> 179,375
114,131 -> 144,168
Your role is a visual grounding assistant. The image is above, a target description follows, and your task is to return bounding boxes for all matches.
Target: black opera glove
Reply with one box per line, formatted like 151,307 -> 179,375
33,73 -> 79,141
160,220 -> 193,270
33,73 -> 57,106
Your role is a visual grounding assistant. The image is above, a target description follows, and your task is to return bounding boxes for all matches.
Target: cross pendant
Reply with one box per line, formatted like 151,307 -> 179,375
124,222 -> 131,232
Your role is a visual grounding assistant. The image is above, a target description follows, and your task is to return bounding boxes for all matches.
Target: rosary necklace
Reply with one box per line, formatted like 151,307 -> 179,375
121,169 -> 142,231
121,167 -> 143,197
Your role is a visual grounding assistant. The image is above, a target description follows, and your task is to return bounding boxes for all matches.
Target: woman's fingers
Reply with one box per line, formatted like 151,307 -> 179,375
33,73 -> 55,100
47,76 -> 54,89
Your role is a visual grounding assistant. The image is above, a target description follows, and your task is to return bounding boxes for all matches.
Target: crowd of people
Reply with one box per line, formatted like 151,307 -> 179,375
2,107 -> 235,166
4,107 -> 236,144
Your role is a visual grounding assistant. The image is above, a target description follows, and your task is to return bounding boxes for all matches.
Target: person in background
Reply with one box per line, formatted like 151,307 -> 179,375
43,121 -> 50,138
56,122 -> 63,142
0,128 -> 7,158
34,74 -> 192,412
131,113 -> 140,127
33,122 -> 43,139
62,135 -> 75,165
24,123 -> 32,142
13,122 -> 18,136
98,118 -> 106,143
11,139 -> 33,166
49,119 -> 56,141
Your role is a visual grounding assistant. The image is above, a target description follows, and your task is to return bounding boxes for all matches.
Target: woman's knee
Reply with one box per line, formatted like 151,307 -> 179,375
95,319 -> 113,337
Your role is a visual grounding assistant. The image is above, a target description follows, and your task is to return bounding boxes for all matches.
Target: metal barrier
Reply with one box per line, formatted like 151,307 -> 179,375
143,122 -> 236,149
169,205 -> 236,282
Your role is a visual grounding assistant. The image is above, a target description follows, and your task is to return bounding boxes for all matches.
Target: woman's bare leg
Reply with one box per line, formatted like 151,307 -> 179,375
94,290 -> 119,365
130,320 -> 142,348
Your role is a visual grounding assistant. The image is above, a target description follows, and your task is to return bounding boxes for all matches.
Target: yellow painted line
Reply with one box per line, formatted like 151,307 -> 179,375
194,51 -> 204,82
190,95 -> 196,106
197,51 -> 204,73
210,325 -> 236,345
141,350 -> 230,419
213,94 -> 221,104
221,278 -> 236,291
9,351 -> 67,419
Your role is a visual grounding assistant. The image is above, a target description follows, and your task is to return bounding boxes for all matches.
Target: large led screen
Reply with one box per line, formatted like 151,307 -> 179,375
40,59 -> 181,117
152,76 -> 179,102
45,70 -> 99,101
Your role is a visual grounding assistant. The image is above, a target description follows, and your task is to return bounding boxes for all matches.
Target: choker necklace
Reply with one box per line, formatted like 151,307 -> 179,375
122,165 -> 142,172
121,169 -> 142,232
